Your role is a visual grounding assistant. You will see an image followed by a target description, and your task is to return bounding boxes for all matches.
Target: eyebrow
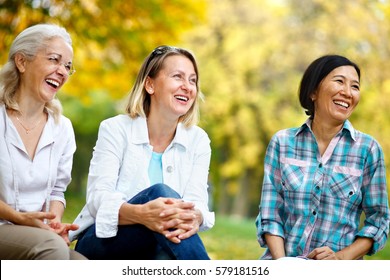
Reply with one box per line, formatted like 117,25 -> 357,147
47,52 -> 73,65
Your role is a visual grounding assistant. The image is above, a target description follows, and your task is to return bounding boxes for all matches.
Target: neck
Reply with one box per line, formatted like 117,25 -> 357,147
311,117 -> 343,142
311,117 -> 343,156
7,98 -> 47,135
147,115 -> 178,153
14,92 -> 46,119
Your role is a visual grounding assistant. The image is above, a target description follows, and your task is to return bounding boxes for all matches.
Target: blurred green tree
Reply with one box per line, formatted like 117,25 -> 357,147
183,0 -> 390,217
0,0 -> 206,193
1,0 -> 390,219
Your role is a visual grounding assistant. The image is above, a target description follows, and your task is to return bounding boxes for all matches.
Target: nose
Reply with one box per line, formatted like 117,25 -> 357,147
341,84 -> 353,98
181,79 -> 195,94
56,63 -> 68,76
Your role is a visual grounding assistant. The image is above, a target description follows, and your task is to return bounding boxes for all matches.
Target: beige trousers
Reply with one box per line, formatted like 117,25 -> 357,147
0,224 -> 87,260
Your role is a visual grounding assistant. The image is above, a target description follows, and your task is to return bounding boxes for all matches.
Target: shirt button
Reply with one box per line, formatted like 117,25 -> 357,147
167,166 -> 174,173
315,185 -> 320,191
312,210 -> 317,215
319,163 -> 322,168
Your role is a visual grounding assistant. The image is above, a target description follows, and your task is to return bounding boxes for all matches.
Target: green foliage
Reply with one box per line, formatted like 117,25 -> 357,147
60,91 -> 118,193
199,215 -> 264,260
2,0 -> 390,230
0,0 -> 207,103
183,0 -> 390,217
0,0 -> 207,194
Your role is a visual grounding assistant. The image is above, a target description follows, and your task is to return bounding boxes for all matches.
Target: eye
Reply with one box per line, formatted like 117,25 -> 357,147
190,78 -> 197,85
64,63 -> 72,72
48,56 -> 60,64
352,84 -> 360,90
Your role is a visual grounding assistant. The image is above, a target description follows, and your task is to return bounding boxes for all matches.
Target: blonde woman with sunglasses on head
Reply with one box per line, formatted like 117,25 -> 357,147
0,23 -> 86,260
70,46 -> 214,260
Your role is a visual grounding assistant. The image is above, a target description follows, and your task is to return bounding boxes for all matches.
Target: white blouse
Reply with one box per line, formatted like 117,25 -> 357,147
0,104 -> 76,225
70,115 -> 215,240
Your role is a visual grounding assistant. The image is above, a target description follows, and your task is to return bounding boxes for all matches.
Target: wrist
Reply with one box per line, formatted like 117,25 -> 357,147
119,203 -> 142,225
335,251 -> 344,260
273,253 -> 286,260
12,210 -> 24,225
195,209 -> 203,226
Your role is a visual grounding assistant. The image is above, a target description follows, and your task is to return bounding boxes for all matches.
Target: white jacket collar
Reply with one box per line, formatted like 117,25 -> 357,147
131,116 -> 188,150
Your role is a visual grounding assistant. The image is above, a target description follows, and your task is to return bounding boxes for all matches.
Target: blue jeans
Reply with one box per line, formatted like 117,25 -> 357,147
75,184 -> 210,260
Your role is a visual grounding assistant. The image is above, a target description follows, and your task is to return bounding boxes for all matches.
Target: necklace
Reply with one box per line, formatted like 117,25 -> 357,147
15,114 -> 43,134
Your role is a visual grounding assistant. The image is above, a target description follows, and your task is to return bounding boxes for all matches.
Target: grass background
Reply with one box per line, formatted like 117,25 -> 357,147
64,193 -> 390,260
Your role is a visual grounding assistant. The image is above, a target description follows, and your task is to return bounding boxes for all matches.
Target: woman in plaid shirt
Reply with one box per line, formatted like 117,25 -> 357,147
256,55 -> 389,260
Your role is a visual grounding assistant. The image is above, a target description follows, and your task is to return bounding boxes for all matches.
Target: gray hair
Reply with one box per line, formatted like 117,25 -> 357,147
0,23 -> 73,122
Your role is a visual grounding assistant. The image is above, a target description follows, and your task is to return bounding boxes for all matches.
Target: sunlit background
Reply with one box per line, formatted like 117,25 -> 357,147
1,0 -> 390,259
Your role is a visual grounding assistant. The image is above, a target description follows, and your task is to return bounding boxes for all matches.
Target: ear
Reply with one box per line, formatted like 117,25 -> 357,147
310,91 -> 317,102
144,77 -> 154,95
14,53 -> 27,73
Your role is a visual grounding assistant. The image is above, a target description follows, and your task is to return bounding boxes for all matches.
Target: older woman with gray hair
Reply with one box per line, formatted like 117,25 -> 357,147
0,23 -> 85,259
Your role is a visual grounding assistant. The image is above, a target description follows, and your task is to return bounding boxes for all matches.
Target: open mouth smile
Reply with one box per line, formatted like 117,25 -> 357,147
334,100 -> 349,109
175,95 -> 189,102
46,79 -> 60,89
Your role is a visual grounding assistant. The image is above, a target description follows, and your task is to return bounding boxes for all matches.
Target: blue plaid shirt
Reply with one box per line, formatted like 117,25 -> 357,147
256,119 -> 389,259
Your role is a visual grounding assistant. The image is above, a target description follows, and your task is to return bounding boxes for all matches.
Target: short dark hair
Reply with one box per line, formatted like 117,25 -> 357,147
299,54 -> 360,118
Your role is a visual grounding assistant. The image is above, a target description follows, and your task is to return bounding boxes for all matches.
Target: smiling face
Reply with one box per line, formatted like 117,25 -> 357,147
145,54 -> 197,122
16,37 -> 74,104
311,65 -> 360,126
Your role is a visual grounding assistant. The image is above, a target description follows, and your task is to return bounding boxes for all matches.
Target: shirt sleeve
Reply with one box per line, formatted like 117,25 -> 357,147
256,134 -> 285,247
182,130 -> 214,231
50,117 -> 76,207
357,140 -> 389,255
86,120 -> 128,238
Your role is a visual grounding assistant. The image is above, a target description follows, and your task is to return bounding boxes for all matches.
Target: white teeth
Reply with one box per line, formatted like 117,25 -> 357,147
334,101 -> 349,108
46,79 -> 59,88
175,96 -> 188,102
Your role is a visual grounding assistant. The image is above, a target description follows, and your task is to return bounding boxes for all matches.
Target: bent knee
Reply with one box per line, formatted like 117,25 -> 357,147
31,231 -> 70,260
149,184 -> 180,198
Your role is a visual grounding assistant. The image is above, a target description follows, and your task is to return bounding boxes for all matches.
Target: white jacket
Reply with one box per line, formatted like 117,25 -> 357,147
70,115 -> 214,240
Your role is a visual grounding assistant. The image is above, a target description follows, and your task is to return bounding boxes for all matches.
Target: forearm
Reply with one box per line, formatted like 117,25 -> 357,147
0,200 -> 21,223
0,200 -> 53,228
118,202 -> 143,225
336,237 -> 373,260
264,233 -> 286,259
49,200 -> 65,223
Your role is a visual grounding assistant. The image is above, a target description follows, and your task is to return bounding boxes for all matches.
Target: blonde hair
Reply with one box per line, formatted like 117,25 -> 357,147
125,46 -> 204,128
0,23 -> 73,122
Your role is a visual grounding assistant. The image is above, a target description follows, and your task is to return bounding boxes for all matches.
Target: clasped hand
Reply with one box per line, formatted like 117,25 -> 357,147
141,197 -> 201,243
